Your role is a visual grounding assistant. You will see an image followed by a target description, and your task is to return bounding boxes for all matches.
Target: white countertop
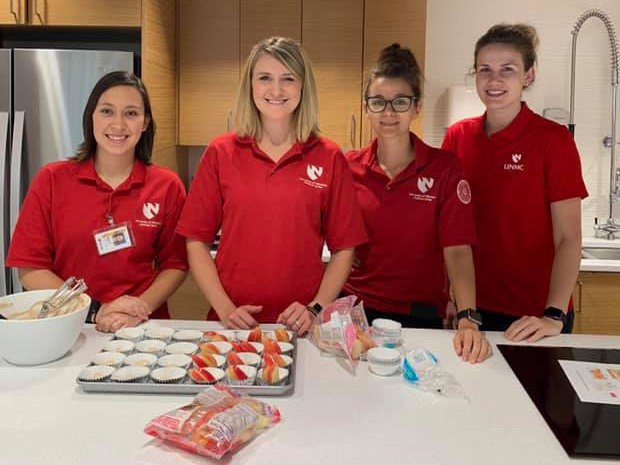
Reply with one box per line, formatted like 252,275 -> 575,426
581,236 -> 620,272
1,321 -> 619,465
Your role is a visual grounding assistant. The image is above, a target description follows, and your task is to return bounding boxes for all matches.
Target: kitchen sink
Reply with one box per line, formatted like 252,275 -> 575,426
581,247 -> 620,260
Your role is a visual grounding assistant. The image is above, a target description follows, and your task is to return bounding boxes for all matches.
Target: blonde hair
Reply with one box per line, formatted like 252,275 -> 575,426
235,36 -> 320,143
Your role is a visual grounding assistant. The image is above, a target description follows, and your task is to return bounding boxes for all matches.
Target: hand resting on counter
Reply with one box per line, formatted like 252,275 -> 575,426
95,295 -> 150,332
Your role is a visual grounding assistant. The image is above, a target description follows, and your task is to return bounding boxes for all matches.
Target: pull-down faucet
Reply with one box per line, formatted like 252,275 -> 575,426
569,9 -> 620,239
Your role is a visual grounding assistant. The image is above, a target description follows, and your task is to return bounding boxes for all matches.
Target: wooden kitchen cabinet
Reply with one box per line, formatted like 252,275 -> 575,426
177,0 -> 427,148
240,0 -> 301,64
573,272 -> 620,335
0,0 -> 26,24
302,0 -> 363,151
361,0 -> 427,146
28,0 -> 141,27
141,0 -> 181,173
179,0 -> 239,146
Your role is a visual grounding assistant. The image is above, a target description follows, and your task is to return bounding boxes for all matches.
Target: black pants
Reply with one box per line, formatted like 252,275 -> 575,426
477,308 -> 575,333
364,303 -> 444,329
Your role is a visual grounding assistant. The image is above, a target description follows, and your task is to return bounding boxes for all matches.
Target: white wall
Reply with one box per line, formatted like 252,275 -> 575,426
423,0 -> 620,237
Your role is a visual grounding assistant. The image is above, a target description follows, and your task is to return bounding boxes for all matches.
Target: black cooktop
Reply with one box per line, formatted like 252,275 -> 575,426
498,345 -> 620,459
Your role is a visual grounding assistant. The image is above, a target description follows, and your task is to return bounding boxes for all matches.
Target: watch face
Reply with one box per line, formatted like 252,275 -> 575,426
469,311 -> 482,326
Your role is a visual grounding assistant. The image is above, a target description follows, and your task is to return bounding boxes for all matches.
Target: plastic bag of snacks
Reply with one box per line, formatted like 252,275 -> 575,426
403,348 -> 470,402
144,385 -> 281,459
311,295 -> 376,369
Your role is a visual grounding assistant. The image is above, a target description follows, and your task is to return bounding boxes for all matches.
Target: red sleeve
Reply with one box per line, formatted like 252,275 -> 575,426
441,126 -> 456,152
323,150 -> 368,250
176,144 -> 223,243
543,128 -> 589,203
437,153 -> 478,248
156,174 -> 189,271
6,167 -> 56,269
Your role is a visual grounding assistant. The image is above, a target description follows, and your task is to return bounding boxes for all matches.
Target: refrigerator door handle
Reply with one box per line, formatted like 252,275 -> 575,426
0,112 -> 8,296
9,110 -> 24,293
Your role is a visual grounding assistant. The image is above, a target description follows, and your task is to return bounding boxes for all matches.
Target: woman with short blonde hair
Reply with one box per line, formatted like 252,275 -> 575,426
236,36 -> 320,143
177,36 -> 367,335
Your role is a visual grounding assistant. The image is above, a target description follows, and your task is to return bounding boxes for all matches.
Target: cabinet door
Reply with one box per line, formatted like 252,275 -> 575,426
29,0 -> 141,27
302,0 -> 363,151
142,0 -> 178,172
240,0 -> 301,65
573,272 -> 620,335
361,0 -> 427,147
179,0 -> 239,146
0,0 -> 25,24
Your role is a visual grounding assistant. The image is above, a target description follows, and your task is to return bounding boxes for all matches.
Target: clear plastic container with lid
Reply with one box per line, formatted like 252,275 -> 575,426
370,318 -> 402,348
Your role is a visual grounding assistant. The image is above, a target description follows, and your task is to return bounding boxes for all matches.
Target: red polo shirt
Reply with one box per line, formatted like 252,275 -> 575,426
343,133 -> 477,316
442,103 -> 588,317
6,159 -> 188,318
176,132 -> 368,323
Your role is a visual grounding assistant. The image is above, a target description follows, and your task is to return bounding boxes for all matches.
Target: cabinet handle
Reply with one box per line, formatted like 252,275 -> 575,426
226,111 -> 232,132
576,281 -> 583,313
33,0 -> 43,23
9,0 -> 18,21
350,114 -> 356,149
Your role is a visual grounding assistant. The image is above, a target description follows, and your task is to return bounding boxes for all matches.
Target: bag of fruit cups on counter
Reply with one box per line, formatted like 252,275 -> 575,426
310,295 -> 376,372
144,385 -> 281,459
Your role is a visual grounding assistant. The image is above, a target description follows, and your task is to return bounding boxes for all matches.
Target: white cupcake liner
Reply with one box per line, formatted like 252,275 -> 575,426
257,367 -> 289,386
202,330 -> 235,342
103,339 -> 135,354
231,341 -> 263,355
150,366 -> 187,384
192,353 -> 225,369
165,342 -> 198,355
199,341 -> 233,356
124,353 -> 158,368
227,351 -> 261,368
135,339 -> 167,355
110,366 -> 150,383
145,326 -> 174,342
172,329 -> 203,342
225,365 -> 257,386
92,351 -> 126,367
114,327 -> 144,341
190,367 -> 225,385
78,365 -> 115,382
262,353 -> 293,368
157,354 -> 192,369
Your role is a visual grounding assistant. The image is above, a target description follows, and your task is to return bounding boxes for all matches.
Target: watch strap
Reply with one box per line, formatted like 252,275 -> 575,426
456,308 -> 482,326
307,303 -> 322,317
543,306 -> 567,327
86,299 -> 102,324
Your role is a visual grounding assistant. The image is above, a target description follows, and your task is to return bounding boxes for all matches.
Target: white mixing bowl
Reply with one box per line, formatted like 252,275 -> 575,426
0,289 -> 90,365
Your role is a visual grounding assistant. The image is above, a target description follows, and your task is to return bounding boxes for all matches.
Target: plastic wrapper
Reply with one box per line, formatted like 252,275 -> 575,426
144,385 -> 281,459
402,348 -> 470,401
310,296 -> 376,371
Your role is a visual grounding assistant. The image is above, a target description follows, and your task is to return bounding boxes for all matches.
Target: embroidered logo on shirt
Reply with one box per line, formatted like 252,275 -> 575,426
306,164 -> 324,181
142,202 -> 160,220
504,153 -> 525,171
417,177 -> 434,193
457,180 -> 472,204
409,176 -> 437,202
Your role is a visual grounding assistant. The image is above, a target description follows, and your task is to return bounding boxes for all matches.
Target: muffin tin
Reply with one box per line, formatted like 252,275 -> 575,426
76,325 -> 297,396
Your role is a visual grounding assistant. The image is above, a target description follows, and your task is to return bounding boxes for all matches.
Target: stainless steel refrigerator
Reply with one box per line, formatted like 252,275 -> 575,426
0,48 -> 133,296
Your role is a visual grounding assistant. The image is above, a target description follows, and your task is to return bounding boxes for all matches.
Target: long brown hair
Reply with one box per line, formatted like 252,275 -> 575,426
72,71 -> 155,164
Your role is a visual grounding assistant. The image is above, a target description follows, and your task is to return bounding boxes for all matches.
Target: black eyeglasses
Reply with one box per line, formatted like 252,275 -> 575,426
366,96 -> 416,113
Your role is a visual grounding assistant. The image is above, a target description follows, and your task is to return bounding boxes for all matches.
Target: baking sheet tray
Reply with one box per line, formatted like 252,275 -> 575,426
76,325 -> 297,396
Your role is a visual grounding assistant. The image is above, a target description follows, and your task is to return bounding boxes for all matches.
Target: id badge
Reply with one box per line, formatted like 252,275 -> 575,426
93,221 -> 136,256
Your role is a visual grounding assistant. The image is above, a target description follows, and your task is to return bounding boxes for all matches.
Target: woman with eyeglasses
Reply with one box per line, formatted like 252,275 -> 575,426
176,37 -> 367,336
442,24 -> 587,342
343,44 -> 491,363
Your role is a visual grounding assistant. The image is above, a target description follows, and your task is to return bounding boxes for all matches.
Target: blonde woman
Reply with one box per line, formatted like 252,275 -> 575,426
177,37 -> 367,335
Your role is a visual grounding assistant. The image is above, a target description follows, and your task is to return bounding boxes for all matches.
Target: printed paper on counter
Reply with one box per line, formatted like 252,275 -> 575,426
558,360 -> 620,405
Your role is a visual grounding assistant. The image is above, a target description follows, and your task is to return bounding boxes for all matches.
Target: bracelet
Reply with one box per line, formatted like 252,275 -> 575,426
85,299 -> 102,324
